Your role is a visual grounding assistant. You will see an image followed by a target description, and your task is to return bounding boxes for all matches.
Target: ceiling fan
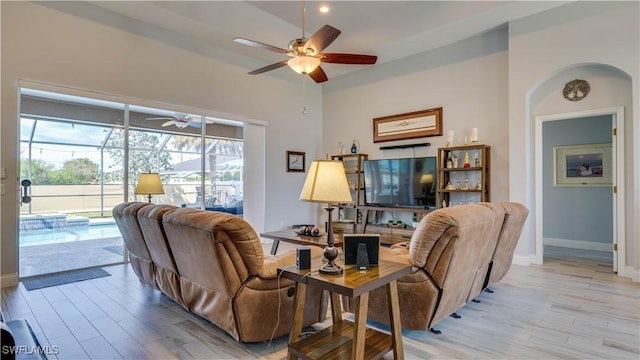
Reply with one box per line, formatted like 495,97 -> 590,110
233,3 -> 377,83
146,113 -> 212,129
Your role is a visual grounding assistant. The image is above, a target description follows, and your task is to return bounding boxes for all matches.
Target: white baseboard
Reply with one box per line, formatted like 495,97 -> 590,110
0,273 -> 19,288
544,237 -> 612,252
512,254 -> 536,266
624,266 -> 640,282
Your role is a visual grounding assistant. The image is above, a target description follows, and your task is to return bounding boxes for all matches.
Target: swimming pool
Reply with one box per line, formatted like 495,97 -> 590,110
20,224 -> 122,247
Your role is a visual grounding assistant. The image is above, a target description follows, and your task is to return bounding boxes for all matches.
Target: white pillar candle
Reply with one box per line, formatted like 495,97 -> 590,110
447,130 -> 454,147
471,128 -> 478,142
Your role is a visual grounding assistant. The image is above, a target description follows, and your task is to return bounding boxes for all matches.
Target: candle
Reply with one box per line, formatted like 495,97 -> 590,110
448,130 -> 455,137
471,128 -> 478,142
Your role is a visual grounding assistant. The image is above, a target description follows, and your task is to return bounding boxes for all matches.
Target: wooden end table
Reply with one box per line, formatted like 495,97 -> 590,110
261,230 -> 344,255
278,259 -> 411,360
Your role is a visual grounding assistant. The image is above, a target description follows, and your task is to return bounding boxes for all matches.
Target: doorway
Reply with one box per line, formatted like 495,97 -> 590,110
535,107 -> 625,274
19,94 -> 128,278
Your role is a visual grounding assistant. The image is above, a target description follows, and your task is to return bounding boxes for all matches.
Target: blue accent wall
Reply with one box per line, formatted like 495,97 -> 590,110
542,115 -> 612,246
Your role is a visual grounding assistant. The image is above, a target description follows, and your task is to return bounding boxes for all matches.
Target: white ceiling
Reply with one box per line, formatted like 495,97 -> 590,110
86,1 -> 569,81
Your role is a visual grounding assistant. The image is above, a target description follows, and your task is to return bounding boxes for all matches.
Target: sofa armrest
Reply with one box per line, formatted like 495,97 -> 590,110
260,247 -> 323,279
379,246 -> 412,266
390,241 -> 410,249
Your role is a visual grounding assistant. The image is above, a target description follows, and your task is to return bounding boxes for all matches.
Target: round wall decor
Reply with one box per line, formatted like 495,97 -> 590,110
562,79 -> 590,101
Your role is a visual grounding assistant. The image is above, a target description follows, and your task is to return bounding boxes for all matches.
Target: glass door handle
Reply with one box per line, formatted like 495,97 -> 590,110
20,178 -> 32,204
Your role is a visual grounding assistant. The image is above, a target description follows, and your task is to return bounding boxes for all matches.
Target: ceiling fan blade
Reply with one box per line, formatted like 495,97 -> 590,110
188,118 -> 215,124
161,120 -> 175,127
308,66 -> 328,83
320,53 -> 378,65
234,38 -> 289,54
248,60 -> 289,75
304,25 -> 341,55
187,119 -> 215,128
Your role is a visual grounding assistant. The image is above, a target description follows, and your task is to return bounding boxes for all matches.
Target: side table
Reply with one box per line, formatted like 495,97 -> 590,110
261,230 -> 344,255
278,260 -> 411,360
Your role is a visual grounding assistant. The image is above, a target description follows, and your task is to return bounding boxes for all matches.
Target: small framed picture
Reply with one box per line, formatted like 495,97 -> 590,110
286,151 -> 305,172
553,143 -> 612,187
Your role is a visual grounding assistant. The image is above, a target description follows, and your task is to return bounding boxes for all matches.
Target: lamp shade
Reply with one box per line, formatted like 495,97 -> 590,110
300,160 -> 352,204
420,174 -> 434,184
135,172 -> 164,195
287,56 -> 321,75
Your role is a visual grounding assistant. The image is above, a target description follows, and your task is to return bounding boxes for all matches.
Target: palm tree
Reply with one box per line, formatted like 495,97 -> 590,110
173,135 -> 243,191
206,138 -> 243,192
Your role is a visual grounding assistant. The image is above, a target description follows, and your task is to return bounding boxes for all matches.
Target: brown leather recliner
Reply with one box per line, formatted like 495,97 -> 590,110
136,204 -> 183,306
479,202 -> 529,289
466,202 -> 505,302
112,202 -> 155,288
349,204 -> 499,331
161,207 -> 327,343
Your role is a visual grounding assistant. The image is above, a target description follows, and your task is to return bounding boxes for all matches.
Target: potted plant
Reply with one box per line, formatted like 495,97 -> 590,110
395,219 -> 404,228
388,219 -> 395,227
412,216 -> 420,229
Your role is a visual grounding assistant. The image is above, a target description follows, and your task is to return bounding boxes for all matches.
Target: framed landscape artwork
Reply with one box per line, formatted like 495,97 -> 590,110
553,143 -> 612,187
373,107 -> 442,143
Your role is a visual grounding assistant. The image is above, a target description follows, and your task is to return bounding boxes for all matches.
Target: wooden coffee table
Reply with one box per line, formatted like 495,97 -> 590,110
260,230 -> 344,255
278,259 -> 411,360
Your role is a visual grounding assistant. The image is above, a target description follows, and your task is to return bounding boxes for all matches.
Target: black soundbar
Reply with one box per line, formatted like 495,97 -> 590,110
379,142 -> 431,150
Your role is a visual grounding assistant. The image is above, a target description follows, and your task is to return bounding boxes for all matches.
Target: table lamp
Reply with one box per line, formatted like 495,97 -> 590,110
420,173 -> 434,196
135,172 -> 164,203
299,160 -> 352,275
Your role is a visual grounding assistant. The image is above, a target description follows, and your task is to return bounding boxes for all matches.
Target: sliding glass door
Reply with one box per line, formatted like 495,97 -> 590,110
19,89 -> 244,278
19,91 -> 126,277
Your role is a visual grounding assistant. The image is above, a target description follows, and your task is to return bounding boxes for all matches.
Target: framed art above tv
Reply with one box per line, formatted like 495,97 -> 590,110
373,107 -> 442,143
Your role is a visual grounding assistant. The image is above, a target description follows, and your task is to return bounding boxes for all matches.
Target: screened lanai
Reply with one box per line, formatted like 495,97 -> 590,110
19,88 -> 244,277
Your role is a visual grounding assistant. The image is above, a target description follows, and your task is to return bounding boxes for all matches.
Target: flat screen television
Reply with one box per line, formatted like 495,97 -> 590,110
363,157 -> 437,209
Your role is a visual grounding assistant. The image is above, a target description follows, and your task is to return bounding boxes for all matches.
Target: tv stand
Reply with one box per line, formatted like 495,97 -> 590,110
358,205 -> 432,214
359,205 -> 432,246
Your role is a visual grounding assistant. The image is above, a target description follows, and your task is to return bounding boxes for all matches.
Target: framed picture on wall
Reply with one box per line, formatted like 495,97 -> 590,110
553,143 -> 612,187
373,107 -> 443,143
286,151 -> 305,173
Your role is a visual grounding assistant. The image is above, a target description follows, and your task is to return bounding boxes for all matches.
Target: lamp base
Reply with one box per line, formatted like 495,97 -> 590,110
319,242 -> 342,275
319,261 -> 343,275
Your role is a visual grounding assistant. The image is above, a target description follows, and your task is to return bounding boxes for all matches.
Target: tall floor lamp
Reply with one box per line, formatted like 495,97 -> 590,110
299,160 -> 353,275
135,172 -> 165,203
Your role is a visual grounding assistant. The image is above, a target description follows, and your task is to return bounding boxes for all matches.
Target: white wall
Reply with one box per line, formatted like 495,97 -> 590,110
0,2 -> 323,282
508,1 -> 639,278
323,29 -> 510,212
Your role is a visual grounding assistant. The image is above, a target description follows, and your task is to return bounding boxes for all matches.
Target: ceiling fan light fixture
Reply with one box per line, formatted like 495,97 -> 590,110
287,56 -> 321,75
174,120 -> 189,129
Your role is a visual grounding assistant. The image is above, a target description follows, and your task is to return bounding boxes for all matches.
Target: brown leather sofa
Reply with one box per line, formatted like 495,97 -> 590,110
345,202 -> 527,333
479,202 -> 529,290
113,202 -> 327,343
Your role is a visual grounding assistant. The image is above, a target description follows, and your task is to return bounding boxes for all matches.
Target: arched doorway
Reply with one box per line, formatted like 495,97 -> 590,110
530,64 -> 630,276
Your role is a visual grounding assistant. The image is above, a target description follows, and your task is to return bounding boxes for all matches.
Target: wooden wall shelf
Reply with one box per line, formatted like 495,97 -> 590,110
436,144 -> 490,208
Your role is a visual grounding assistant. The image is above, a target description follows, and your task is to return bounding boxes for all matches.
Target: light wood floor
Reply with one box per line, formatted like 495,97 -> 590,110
1,246 -> 638,359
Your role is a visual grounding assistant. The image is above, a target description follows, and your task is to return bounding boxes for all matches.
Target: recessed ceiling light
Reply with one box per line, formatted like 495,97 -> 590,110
319,5 -> 330,13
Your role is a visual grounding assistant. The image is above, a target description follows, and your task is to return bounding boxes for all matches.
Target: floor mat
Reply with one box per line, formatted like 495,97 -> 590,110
102,245 -> 124,256
22,268 -> 112,290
